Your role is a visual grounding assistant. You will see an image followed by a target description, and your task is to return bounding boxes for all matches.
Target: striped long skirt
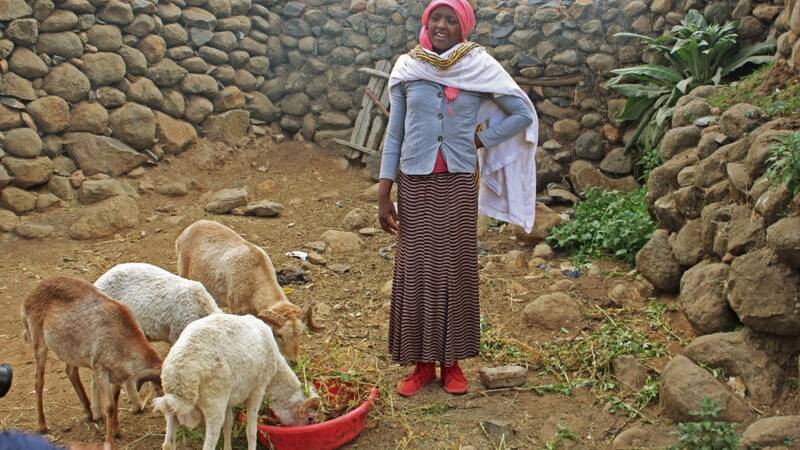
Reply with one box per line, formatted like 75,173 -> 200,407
388,171 -> 480,366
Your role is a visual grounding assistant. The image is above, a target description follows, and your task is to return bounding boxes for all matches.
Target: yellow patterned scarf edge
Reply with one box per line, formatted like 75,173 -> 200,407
409,42 -> 481,70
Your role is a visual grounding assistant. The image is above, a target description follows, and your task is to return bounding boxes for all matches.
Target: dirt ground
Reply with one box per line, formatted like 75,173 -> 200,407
0,136 -> 795,450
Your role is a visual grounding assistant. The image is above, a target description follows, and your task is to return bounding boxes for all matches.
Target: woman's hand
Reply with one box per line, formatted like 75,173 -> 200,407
377,179 -> 400,235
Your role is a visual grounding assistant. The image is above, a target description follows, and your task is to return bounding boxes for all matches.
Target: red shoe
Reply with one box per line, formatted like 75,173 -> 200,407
441,361 -> 468,395
397,362 -> 437,397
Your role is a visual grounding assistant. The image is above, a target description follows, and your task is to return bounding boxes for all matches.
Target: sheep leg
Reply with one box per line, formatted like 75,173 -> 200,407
123,378 -> 143,413
96,373 -> 119,449
161,413 -> 177,450
245,389 -> 265,450
33,339 -> 48,434
222,406 -> 233,450
112,384 -> 121,438
201,409 -> 224,450
65,364 -> 93,422
91,377 -> 102,422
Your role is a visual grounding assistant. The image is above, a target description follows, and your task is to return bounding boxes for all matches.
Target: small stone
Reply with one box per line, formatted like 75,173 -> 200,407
305,241 -> 327,253
358,227 -> 379,236
321,229 -> 363,253
307,251 -> 327,266
478,365 -> 528,389
156,182 -> 188,197
205,188 -> 248,214
242,200 -> 283,217
14,222 -> 54,239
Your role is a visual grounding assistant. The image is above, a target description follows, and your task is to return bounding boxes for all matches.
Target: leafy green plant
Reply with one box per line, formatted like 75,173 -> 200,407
766,131 -> 800,195
480,316 -> 534,366
547,187 -> 656,265
671,398 -> 742,450
541,422 -> 580,450
709,62 -> 800,117
608,9 -> 775,154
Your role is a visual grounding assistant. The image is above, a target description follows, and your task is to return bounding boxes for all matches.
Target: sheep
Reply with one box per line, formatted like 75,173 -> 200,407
152,313 -> 321,450
92,262 -> 222,416
175,219 -> 324,363
21,276 -> 162,449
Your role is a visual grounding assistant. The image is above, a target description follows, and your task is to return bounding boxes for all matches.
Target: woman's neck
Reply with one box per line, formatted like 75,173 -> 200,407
432,44 -> 456,55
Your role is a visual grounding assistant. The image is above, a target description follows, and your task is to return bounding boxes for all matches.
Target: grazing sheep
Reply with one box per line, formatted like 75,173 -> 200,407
175,219 -> 324,363
93,262 -> 222,415
21,276 -> 162,449
152,313 -> 321,450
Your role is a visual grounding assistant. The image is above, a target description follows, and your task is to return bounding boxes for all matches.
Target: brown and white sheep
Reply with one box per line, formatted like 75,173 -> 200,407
175,219 -> 324,363
21,276 -> 162,449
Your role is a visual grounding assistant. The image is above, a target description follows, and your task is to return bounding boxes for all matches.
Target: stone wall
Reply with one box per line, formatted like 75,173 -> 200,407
634,90 -> 800,406
0,0 -> 784,215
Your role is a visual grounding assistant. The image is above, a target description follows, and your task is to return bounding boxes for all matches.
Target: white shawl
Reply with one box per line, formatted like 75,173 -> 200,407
388,44 -> 539,233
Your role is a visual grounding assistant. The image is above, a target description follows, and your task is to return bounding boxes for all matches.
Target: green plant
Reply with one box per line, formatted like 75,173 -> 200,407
671,398 -> 742,450
608,9 -> 775,155
480,316 -> 534,366
541,422 -> 580,450
766,131 -> 800,195
547,187 -> 656,265
638,145 -> 663,181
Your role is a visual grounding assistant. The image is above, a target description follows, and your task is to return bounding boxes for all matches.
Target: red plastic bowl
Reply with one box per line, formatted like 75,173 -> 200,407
239,382 -> 378,450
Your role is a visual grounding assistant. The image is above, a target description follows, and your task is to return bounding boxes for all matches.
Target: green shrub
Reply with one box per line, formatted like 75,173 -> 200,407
766,131 -> 800,195
608,10 -> 775,155
671,398 -> 742,450
547,188 -> 656,264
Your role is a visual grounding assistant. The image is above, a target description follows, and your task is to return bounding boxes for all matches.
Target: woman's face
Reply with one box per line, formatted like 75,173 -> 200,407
427,6 -> 461,52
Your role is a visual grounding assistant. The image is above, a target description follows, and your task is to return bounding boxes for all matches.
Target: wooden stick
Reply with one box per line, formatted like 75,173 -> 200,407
358,67 -> 390,78
365,89 -> 389,117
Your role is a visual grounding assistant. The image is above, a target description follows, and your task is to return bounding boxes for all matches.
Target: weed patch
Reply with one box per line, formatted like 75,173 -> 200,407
547,188 -> 656,265
670,398 -> 742,449
766,131 -> 800,195
709,63 -> 800,117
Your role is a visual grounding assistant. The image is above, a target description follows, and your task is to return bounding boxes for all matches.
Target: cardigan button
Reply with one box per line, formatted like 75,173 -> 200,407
437,136 -> 443,142
437,113 -> 443,119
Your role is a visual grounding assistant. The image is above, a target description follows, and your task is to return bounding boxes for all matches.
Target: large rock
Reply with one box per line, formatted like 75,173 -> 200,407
4,156 -> 53,188
523,293 -> 582,331
26,96 -> 69,133
321,229 -> 363,253
147,58 -> 188,87
9,47 -> 48,78
0,186 -> 36,214
512,203 -> 562,245
136,34 -> 167,64
201,109 -> 249,145
671,219 -> 704,266
659,355 -> 750,422
746,129 -> 794,178
600,147 -> 633,175
4,128 -> 42,158
741,416 -> 800,449
767,217 -> 800,268
69,102 -> 109,134
659,125 -> 701,160
635,229 -> 682,293
35,32 -> 83,58
679,263 -> 738,334
109,103 -> 156,150
683,332 -> 785,404
87,25 -> 123,52
213,86 -> 246,112
154,112 -> 197,154
180,74 -> 219,97
0,0 -> 32,20
5,19 -> 38,46
0,73 -> 36,101
246,92 -> 279,122
182,7 -> 217,29
0,209 -> 20,232
127,78 -> 163,108
341,208 -> 371,231
0,105 -> 23,131
43,63 -> 91,103
205,188 -> 248,214
728,248 -> 800,335
184,96 -> 213,124
69,195 -> 139,240
720,103 -> 764,139
118,46 -> 147,75
63,132 -> 146,176
82,52 -> 126,87
575,130 -> 604,160
568,160 -> 638,194
755,184 -> 792,225
0,166 -> 13,188
78,179 -> 134,204
41,9 -> 78,32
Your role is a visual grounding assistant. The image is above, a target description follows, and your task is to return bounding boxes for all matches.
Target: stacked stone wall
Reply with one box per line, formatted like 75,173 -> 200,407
0,0 -> 784,213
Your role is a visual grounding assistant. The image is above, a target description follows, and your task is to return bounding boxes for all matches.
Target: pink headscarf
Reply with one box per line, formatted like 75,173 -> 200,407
419,0 -> 476,111
419,0 -> 476,51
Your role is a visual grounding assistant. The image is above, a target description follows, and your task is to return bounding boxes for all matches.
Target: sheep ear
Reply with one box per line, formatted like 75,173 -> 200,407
303,396 -> 322,411
302,305 -> 325,332
258,310 -> 286,327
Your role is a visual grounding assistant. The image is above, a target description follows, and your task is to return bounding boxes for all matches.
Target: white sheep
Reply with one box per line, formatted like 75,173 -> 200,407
175,219 -> 324,363
21,276 -> 162,450
93,262 -> 222,415
152,313 -> 321,450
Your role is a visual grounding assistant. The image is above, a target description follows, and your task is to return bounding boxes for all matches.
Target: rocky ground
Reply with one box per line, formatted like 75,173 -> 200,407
0,136 -> 797,449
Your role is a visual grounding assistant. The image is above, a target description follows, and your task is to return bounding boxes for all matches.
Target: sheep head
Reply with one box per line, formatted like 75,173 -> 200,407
257,303 -> 325,364
271,390 -> 322,426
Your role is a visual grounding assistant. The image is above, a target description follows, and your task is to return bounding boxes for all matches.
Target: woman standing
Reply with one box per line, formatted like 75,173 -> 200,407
378,0 -> 538,396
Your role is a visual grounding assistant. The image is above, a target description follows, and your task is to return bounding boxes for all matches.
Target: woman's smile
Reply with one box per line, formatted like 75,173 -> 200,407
427,6 -> 461,52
